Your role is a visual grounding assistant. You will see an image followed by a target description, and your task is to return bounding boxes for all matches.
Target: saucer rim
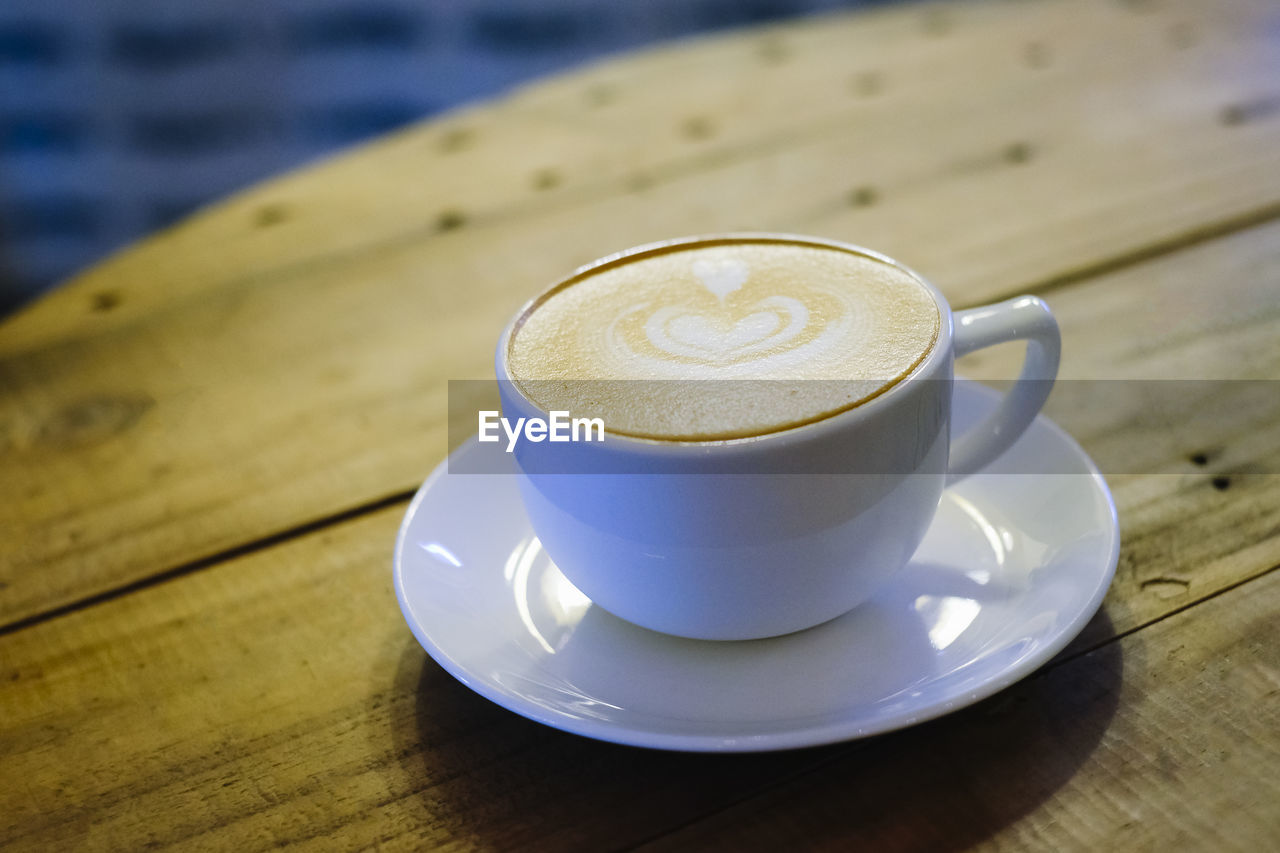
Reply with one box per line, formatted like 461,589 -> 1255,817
394,382 -> 1120,752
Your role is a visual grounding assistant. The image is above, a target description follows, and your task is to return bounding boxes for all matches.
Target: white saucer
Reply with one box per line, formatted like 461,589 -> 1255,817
394,382 -> 1119,752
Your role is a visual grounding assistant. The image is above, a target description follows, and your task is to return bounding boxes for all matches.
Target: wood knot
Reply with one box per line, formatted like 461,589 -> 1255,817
847,186 -> 878,207
438,127 -> 474,153
532,168 -> 561,191
436,209 -> 466,231
90,291 -> 121,312
254,204 -> 289,228
851,71 -> 884,97
1024,42 -> 1050,69
1220,104 -> 1247,126
757,37 -> 790,64
1168,22 -> 1195,49
39,394 -> 154,448
584,84 -> 616,108
681,116 -> 716,141
1004,141 -> 1033,164
922,9 -> 951,36
1220,96 -> 1280,127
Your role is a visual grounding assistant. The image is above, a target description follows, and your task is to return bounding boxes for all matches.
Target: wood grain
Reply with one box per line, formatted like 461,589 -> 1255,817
0,507 -> 824,851
5,0 -> 1276,356
636,570 -> 1280,852
951,220 -> 1280,655
2,213 -> 1277,643
3,0 -> 1280,624
1,501 -> 1276,851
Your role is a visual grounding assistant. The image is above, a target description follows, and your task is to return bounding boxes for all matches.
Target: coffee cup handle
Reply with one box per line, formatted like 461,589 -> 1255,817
947,295 -> 1061,482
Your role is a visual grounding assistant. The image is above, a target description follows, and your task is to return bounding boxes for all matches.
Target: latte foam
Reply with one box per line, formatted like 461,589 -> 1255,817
507,238 -> 939,440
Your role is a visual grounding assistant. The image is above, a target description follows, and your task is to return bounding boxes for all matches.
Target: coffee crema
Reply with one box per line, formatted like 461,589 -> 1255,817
507,238 -> 940,441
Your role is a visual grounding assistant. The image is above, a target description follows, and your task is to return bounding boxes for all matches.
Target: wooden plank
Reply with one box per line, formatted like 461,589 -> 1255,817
951,220 -> 1280,654
3,0 -> 1280,623
4,0 -> 1276,356
636,570 -> 1280,852
8,0 -> 1278,332
0,507 -> 822,852
1,504 -> 1277,850
3,221 -> 1277,642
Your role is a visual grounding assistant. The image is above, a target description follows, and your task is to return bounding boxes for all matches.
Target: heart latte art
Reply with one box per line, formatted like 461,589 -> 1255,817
508,239 -> 940,440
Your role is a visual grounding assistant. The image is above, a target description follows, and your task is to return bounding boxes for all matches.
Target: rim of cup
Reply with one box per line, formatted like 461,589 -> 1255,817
495,232 -> 956,457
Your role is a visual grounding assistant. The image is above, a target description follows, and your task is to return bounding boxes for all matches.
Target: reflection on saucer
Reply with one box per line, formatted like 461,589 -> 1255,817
504,535 -> 592,655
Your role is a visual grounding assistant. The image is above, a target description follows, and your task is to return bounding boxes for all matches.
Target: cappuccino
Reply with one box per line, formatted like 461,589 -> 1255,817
507,237 -> 939,440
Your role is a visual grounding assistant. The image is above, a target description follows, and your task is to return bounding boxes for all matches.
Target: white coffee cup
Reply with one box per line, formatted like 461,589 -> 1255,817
495,235 -> 1060,640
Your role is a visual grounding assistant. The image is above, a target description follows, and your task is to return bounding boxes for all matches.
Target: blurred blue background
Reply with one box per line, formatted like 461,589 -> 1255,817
0,0 -> 896,314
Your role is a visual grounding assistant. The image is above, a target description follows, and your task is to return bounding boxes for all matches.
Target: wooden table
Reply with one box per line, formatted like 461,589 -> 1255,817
4,0 -> 1279,848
